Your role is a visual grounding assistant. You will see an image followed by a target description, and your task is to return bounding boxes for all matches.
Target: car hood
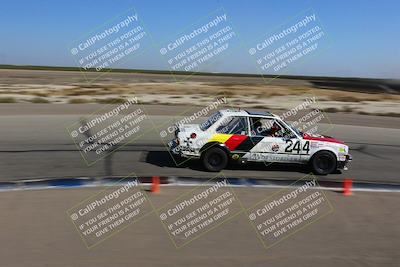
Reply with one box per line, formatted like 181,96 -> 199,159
302,133 -> 345,145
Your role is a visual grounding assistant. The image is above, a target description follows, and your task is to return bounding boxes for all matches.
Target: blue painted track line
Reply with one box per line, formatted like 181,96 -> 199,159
0,176 -> 399,193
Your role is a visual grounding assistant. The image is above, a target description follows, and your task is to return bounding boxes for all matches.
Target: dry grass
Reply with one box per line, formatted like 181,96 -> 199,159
0,81 -> 399,116
4,81 -> 398,104
0,97 -> 16,103
68,98 -> 90,104
31,92 -> 49,97
29,97 -> 50,103
95,98 -> 127,104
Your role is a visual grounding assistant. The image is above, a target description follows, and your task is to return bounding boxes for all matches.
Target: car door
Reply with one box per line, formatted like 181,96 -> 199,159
279,120 -> 311,163
247,117 -> 303,164
212,116 -> 250,153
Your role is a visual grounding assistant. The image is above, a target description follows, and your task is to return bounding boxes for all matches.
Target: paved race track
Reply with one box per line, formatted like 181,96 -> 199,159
0,104 -> 399,183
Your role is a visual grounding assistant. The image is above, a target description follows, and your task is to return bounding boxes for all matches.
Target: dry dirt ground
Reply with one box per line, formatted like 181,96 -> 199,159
0,69 -> 399,116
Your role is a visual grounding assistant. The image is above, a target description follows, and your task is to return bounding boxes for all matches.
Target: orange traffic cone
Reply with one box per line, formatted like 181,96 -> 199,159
343,179 -> 353,196
151,176 -> 160,194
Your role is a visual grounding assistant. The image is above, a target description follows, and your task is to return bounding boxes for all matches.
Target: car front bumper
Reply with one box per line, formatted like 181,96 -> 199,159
337,154 -> 352,170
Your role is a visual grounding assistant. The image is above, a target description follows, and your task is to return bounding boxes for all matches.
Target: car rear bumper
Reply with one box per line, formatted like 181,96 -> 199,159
168,139 -> 201,159
168,139 -> 181,155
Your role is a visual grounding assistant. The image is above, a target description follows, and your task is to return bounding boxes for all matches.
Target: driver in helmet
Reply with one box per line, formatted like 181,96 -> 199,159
267,121 -> 282,137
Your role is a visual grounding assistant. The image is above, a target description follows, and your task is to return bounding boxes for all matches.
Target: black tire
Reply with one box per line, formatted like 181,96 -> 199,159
202,147 -> 228,172
310,151 -> 337,175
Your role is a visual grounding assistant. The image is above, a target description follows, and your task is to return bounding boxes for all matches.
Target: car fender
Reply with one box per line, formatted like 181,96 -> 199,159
200,141 -> 231,155
310,145 -> 339,161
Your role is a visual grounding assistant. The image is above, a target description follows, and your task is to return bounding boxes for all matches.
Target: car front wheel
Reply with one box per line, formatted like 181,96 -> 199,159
202,147 -> 228,172
310,151 -> 337,175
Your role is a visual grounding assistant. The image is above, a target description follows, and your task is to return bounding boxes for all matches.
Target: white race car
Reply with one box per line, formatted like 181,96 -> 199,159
169,109 -> 352,175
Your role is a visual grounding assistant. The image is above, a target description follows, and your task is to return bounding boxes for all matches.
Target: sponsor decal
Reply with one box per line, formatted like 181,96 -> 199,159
310,141 -> 322,148
271,143 -> 280,153
232,154 -> 240,160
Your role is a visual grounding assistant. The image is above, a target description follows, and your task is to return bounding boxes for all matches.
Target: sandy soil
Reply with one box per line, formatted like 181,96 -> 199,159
0,69 -> 399,116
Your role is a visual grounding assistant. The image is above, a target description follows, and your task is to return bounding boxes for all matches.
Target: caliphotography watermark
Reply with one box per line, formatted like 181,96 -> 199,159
248,95 -> 333,168
155,175 -> 243,248
67,176 -> 153,248
279,95 -> 333,136
246,174 -> 333,250
159,8 -> 236,80
66,96 -> 151,165
157,95 -> 232,166
248,9 -> 330,83
68,7 -> 152,81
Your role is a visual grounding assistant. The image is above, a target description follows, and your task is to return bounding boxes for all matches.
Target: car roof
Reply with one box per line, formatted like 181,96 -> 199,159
246,110 -> 274,117
220,109 -> 276,118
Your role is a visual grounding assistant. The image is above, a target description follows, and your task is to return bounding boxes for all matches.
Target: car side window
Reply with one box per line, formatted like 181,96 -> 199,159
250,117 -> 285,137
216,116 -> 248,135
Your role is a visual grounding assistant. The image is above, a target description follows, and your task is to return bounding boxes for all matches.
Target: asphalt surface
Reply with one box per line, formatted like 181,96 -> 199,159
0,104 -> 399,183
0,186 -> 398,267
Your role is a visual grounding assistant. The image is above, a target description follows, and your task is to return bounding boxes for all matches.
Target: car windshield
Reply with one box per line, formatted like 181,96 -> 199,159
278,120 -> 302,138
288,123 -> 302,136
200,111 -> 222,131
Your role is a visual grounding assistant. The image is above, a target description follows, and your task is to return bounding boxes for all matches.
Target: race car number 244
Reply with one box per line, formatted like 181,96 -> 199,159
285,140 -> 310,154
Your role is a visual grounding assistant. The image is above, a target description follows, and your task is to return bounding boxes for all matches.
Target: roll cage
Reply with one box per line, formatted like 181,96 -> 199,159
211,113 -> 302,139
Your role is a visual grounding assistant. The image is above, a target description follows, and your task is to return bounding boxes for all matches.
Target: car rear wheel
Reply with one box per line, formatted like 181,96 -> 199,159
310,151 -> 337,175
202,147 -> 228,172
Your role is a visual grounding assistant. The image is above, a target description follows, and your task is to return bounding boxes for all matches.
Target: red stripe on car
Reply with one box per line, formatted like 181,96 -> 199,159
225,135 -> 248,151
303,134 -> 345,144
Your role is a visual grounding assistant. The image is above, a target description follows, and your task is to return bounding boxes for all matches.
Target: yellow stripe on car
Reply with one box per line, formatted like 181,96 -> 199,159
208,134 -> 233,144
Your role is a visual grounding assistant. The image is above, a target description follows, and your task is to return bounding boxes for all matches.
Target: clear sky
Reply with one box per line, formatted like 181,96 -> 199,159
0,0 -> 399,78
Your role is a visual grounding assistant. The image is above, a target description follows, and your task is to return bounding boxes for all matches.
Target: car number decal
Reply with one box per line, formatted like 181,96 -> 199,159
285,140 -> 310,154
